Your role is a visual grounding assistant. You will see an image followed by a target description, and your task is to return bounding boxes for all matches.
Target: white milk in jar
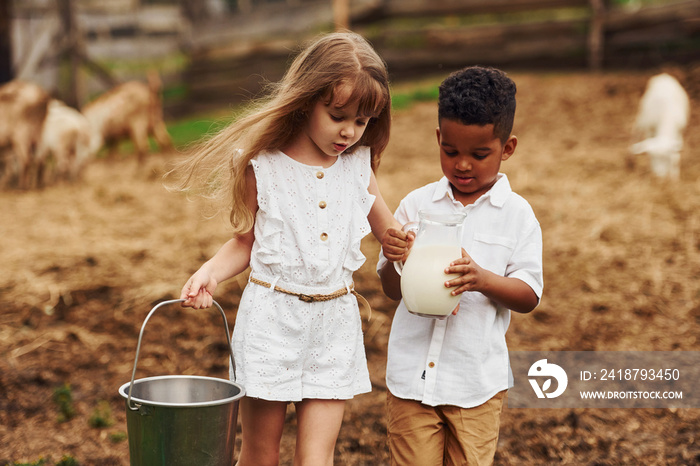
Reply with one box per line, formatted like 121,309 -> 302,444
400,243 -> 462,318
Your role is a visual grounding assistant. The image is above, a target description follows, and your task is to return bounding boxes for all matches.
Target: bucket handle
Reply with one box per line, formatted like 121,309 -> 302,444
126,299 -> 236,411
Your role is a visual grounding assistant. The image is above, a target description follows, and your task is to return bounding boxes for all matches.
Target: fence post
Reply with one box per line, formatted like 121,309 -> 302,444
0,0 -> 11,83
333,0 -> 350,31
57,0 -> 85,107
588,0 -> 605,71
238,0 -> 252,14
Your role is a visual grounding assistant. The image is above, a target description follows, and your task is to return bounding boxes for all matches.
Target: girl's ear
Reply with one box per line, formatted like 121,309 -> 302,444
299,103 -> 310,116
298,97 -> 317,116
294,103 -> 311,123
501,135 -> 517,161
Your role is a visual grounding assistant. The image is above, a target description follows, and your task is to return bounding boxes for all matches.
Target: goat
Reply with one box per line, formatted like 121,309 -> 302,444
0,80 -> 50,188
82,72 -> 172,164
36,99 -> 95,185
629,73 -> 690,180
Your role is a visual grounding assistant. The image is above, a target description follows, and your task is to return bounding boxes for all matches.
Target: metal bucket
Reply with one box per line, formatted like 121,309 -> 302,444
118,299 -> 245,466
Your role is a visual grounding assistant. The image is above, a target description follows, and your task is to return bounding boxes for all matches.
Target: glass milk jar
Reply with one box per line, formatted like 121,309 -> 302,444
395,210 -> 467,319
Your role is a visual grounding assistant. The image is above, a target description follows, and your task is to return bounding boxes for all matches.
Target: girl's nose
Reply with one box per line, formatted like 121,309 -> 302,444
340,124 -> 354,139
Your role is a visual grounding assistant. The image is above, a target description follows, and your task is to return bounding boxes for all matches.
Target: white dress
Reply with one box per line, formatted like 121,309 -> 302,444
230,147 -> 375,401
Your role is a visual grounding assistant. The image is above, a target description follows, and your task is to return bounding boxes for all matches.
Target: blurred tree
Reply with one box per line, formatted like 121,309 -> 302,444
0,0 -> 11,83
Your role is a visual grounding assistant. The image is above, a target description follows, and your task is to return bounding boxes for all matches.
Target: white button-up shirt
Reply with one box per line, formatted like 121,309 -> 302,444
377,174 -> 543,408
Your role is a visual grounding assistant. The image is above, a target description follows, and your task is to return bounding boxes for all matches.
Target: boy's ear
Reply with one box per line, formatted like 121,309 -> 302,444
435,126 -> 441,144
501,135 -> 517,161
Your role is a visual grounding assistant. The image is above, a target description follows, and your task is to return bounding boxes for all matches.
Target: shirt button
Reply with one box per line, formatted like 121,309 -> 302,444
319,201 -> 327,209
320,233 -> 328,241
316,171 -> 324,179
428,362 -> 435,368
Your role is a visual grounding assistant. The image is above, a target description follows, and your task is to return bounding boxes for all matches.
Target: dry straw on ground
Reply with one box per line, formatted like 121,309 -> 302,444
1,70 -> 699,465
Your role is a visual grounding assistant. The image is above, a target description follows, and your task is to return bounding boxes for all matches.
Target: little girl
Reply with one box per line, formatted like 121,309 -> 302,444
167,32 -> 405,465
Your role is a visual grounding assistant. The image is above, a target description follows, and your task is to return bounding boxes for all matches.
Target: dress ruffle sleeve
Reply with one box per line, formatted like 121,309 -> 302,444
250,157 -> 284,266
343,148 -> 377,272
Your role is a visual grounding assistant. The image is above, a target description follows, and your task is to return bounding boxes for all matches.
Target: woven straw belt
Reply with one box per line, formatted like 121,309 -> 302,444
249,276 -> 372,321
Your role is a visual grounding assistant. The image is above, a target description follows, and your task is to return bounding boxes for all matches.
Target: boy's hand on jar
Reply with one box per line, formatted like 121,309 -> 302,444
381,227 -> 414,262
444,248 -> 486,296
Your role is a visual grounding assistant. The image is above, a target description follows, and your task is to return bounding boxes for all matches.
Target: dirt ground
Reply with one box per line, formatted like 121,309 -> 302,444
2,69 -> 700,465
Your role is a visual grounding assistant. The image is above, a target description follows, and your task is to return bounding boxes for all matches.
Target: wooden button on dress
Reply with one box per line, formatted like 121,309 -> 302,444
319,201 -> 327,209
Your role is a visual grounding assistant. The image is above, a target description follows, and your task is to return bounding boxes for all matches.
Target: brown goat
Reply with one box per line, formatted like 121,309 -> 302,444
82,72 -> 172,164
0,80 -> 50,189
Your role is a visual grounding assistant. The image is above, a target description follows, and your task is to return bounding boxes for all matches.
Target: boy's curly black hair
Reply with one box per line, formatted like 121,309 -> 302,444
438,66 -> 516,144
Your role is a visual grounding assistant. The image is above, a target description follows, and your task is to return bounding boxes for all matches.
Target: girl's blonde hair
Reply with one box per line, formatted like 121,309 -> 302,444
166,31 -> 391,234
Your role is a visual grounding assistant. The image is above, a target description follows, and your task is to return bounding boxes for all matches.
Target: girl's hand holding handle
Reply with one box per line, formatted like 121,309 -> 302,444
180,270 -> 218,309
381,227 -> 415,262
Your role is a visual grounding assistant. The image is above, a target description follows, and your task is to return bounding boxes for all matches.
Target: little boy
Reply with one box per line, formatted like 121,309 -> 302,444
378,66 -> 543,465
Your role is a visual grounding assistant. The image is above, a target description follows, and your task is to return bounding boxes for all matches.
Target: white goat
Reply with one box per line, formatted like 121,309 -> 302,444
629,73 -> 690,180
36,99 -> 95,184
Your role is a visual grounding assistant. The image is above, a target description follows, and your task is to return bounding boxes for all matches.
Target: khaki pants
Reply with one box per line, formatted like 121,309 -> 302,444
386,390 -> 506,466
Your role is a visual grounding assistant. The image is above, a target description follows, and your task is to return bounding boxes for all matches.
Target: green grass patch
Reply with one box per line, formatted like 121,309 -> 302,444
167,114 -> 234,149
162,83 -> 189,102
11,459 -> 49,466
88,401 -> 114,428
52,384 -> 76,423
391,85 -> 440,110
109,431 -> 128,443
55,456 -> 79,466
11,456 -> 79,466
96,53 -> 189,77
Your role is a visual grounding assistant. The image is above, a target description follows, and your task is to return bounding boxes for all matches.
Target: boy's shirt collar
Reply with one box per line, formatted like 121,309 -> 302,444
432,173 -> 511,208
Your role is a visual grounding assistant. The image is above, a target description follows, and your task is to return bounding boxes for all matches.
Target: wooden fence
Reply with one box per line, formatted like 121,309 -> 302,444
182,0 -> 700,113
10,0 -> 187,107
362,0 -> 700,77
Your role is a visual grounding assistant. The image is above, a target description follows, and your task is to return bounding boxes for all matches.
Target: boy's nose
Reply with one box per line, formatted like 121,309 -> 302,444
456,158 -> 472,171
